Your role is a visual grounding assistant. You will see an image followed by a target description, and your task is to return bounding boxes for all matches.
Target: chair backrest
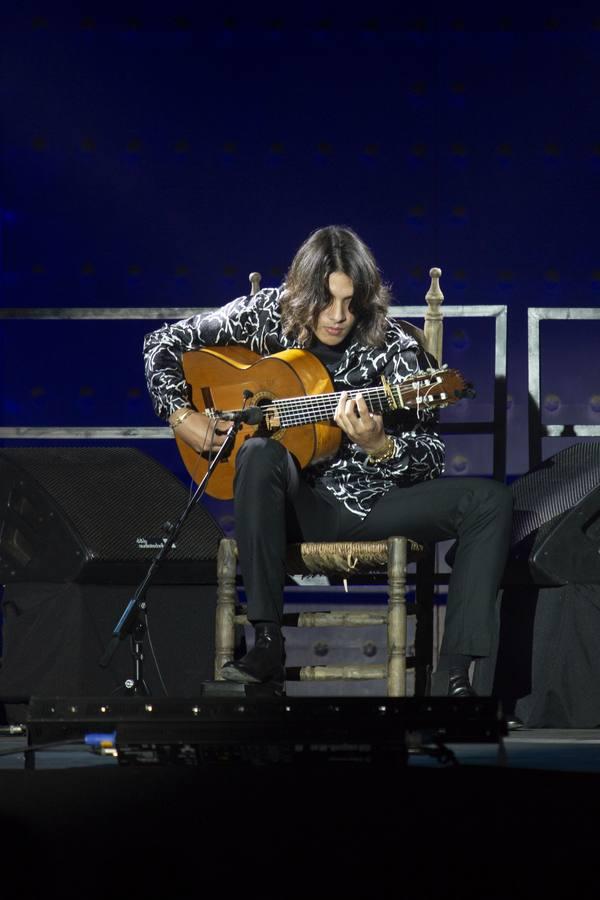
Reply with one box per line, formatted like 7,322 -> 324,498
397,268 -> 444,365
397,319 -> 431,361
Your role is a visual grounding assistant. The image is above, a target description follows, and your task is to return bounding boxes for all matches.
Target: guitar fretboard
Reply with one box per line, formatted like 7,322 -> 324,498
264,379 -> 443,428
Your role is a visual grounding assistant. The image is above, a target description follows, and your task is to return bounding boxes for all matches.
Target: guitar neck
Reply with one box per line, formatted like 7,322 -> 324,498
213,368 -> 461,428
269,386 -> 390,427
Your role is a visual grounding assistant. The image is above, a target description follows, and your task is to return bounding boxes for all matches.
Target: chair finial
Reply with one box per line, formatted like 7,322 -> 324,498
426,268 -> 444,303
424,268 -> 444,364
249,272 -> 262,295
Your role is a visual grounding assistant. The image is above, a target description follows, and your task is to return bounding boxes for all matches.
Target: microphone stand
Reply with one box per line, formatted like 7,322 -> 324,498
99,412 -> 249,696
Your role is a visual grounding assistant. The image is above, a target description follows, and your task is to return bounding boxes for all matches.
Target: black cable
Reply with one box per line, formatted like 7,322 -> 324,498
143,610 -> 169,697
0,738 -> 93,758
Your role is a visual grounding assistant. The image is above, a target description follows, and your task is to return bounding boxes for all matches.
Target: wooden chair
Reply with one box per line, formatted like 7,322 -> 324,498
214,269 -> 445,697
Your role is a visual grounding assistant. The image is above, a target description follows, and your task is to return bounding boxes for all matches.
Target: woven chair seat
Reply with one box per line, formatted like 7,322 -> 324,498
286,539 -> 425,575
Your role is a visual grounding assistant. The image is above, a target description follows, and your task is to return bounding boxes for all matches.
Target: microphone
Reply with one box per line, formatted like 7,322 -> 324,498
216,406 -> 264,425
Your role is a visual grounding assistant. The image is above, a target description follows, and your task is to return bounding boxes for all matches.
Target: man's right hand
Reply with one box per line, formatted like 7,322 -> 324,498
168,410 -> 230,454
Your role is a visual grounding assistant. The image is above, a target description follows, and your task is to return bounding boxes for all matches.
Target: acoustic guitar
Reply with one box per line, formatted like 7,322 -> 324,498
175,346 -> 469,499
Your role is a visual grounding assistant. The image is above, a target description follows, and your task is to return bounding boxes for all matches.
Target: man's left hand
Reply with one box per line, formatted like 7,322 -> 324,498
334,392 -> 388,455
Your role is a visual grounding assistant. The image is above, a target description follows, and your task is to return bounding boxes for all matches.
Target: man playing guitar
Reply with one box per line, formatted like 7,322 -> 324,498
144,225 -> 512,696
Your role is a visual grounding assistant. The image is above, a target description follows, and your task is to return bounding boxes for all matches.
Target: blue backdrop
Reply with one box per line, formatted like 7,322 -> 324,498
1,3 -> 599,521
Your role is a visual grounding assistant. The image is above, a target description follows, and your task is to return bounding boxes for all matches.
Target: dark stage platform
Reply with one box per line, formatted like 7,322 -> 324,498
0,696 -> 599,898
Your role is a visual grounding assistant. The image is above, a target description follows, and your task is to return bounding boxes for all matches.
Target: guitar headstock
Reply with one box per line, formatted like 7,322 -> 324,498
394,367 -> 474,410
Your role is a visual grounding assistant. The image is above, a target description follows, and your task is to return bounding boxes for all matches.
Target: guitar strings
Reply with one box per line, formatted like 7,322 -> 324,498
263,378 -> 443,427
271,392 -> 425,425
268,389 -> 385,426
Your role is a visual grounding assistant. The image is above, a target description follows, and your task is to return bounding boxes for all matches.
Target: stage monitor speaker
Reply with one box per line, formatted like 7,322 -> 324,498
507,442 -> 600,585
0,447 -> 224,584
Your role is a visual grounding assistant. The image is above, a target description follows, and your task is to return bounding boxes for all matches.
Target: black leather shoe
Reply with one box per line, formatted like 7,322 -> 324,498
448,667 -> 477,697
506,714 -> 524,731
430,667 -> 477,697
221,622 -> 285,687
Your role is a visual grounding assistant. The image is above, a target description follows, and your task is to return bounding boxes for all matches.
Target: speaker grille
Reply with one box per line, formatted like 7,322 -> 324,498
0,447 -> 223,582
511,442 -> 600,545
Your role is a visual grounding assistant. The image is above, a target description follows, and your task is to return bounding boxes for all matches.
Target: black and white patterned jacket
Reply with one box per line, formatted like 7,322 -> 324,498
144,286 -> 445,518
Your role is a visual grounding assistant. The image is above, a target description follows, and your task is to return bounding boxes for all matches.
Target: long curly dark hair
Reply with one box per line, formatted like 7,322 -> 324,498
281,225 -> 391,347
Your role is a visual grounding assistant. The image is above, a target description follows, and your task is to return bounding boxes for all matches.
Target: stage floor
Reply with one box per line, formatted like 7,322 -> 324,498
2,725 -> 600,898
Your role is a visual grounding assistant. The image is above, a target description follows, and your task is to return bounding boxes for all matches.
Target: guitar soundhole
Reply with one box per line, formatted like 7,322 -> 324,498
251,392 -> 283,437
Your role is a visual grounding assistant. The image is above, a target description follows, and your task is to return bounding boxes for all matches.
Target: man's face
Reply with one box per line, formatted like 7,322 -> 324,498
312,272 -> 356,346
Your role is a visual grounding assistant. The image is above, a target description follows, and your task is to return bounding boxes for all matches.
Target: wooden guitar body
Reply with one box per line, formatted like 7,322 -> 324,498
176,346 -> 341,499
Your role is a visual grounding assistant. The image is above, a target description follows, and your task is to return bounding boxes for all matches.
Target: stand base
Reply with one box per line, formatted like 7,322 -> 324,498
111,679 -> 151,697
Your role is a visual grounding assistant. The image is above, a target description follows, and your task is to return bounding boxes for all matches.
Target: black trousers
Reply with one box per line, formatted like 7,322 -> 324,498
233,438 -> 513,659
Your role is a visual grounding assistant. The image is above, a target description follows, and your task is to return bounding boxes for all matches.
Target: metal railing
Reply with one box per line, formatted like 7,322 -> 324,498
528,307 -> 600,468
1,302 -> 508,481
397,304 -> 507,481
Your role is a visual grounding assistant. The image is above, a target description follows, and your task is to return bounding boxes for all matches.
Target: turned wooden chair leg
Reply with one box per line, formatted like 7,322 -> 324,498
387,536 -> 407,697
214,538 -> 238,680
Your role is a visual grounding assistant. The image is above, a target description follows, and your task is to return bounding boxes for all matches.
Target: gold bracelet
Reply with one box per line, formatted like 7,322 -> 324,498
170,408 -> 194,430
366,435 -> 396,465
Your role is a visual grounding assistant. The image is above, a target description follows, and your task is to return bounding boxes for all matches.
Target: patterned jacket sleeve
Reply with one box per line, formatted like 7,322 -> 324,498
143,288 -> 281,419
373,346 -> 445,485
